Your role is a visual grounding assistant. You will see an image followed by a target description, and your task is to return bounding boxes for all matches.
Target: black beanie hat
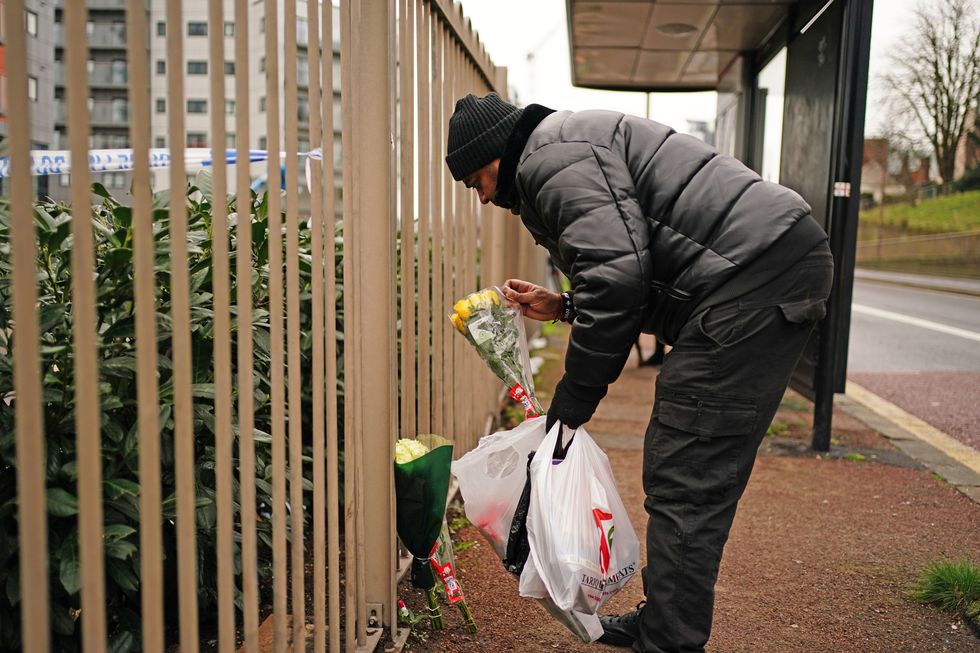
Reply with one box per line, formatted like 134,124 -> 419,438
445,92 -> 521,181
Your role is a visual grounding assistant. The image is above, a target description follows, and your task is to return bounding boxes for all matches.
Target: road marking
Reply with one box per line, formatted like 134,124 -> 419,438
851,303 -> 980,343
846,381 -> 980,476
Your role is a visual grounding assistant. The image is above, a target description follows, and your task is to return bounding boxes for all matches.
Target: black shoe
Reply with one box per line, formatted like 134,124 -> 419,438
598,601 -> 645,647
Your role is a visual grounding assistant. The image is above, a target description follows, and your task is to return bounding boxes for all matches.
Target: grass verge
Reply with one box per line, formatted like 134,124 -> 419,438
859,190 -> 980,234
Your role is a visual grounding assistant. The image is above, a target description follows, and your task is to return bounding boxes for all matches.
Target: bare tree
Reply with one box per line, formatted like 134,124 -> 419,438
883,0 -> 980,184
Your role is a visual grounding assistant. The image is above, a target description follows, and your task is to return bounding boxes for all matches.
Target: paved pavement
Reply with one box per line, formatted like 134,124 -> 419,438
847,276 -> 980,449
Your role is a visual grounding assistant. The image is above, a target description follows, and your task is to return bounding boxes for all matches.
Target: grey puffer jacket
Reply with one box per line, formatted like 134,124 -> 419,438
494,106 -> 828,394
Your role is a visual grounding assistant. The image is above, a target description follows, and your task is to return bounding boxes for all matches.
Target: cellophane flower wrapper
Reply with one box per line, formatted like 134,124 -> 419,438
449,286 -> 544,418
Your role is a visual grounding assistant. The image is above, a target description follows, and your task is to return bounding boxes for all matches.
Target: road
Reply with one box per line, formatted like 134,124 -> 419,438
847,279 -> 980,450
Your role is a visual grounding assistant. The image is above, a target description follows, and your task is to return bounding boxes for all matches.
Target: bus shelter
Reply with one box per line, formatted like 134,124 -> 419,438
566,0 -> 875,449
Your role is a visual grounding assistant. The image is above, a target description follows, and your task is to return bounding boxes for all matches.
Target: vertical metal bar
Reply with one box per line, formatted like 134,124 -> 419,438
63,0 -> 108,650
442,25 -> 455,440
442,40 -> 463,441
283,0 -> 307,648
208,1 -> 235,650
6,0 -> 49,650
341,0 -> 398,636
234,0 -> 261,650
306,0 -> 328,649
430,19 -> 444,436
125,0 -> 165,649
321,2 -> 342,650
339,0 -> 358,645
264,0 -> 288,649
461,49 -> 474,447
165,1 -> 201,649
416,0 -> 431,435
399,0 -> 417,438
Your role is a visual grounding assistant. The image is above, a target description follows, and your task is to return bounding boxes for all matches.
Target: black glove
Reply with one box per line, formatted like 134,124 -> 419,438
545,376 -> 607,432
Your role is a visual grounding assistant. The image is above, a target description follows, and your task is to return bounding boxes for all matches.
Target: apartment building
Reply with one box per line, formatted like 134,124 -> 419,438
148,0 -> 342,201
0,0 -> 59,198
2,0 -> 341,203
51,0 -> 136,199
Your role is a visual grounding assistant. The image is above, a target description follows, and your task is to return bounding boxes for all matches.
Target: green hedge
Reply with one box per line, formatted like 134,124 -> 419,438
0,178 -> 344,651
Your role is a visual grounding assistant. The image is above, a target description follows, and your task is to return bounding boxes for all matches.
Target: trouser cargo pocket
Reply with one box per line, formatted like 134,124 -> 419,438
644,393 -> 757,505
779,296 -> 826,324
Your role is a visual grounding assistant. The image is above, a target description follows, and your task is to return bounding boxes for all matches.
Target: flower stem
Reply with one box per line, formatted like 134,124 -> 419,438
426,587 -> 444,630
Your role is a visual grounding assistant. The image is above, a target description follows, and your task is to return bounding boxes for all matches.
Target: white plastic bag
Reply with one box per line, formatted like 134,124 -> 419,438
452,415 -> 547,559
520,552 -> 605,642
520,422 -> 640,614
452,417 -> 604,643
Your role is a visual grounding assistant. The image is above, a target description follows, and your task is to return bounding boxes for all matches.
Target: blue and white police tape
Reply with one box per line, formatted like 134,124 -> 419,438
0,147 -> 322,178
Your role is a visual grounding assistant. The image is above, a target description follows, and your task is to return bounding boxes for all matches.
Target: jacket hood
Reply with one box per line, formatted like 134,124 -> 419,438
493,103 -> 555,210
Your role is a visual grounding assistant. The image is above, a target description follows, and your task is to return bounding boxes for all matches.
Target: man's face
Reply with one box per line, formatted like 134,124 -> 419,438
462,159 -> 500,206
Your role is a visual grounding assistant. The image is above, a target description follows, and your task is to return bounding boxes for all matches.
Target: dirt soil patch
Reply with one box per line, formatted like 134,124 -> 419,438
399,332 -> 980,652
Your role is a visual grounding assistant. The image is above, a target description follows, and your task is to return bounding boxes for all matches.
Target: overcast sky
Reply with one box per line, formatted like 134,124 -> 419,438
458,0 -> 926,138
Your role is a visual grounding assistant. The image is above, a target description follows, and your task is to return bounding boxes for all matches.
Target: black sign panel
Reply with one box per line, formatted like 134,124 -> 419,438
778,0 -> 844,399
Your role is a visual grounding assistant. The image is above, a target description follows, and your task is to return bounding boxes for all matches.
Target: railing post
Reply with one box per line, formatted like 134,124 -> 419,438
345,0 -> 397,635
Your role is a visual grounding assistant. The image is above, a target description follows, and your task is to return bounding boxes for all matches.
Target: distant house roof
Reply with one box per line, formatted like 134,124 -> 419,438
566,0 -> 796,91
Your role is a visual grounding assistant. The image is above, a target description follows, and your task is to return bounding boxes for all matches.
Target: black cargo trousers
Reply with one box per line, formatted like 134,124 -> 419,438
635,242 -> 834,653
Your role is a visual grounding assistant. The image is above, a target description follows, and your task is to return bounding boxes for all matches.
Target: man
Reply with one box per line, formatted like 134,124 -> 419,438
445,93 -> 832,653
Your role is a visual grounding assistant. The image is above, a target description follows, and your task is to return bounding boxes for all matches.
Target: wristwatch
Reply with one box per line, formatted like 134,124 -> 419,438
558,292 -> 576,323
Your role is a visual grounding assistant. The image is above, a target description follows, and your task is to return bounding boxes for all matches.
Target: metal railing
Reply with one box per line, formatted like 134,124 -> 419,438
856,230 -> 980,264
2,2 -> 543,653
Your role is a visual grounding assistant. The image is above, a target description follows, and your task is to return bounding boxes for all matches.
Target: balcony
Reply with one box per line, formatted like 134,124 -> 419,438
54,0 -> 126,9
54,63 -> 128,89
55,100 -> 128,127
54,23 -> 128,49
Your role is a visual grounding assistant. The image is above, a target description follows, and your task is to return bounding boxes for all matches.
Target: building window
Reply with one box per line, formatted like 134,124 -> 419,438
298,137 -> 310,153
156,60 -> 166,75
156,98 -> 166,113
297,98 -> 309,123
259,96 -> 266,113
187,132 -> 208,148
260,57 -> 265,73
259,16 -> 265,33
258,136 -> 267,150
111,98 -> 128,122
155,136 -> 166,148
187,61 -> 208,75
156,21 -> 166,36
59,174 -> 71,188
226,133 -> 236,148
86,21 -> 95,36
26,10 -> 38,37
224,61 -> 235,75
105,172 -> 127,189
225,100 -> 236,114
297,17 -> 308,45
187,99 -> 207,114
111,60 -> 127,84
28,76 -> 38,101
187,22 -> 208,37
87,60 -> 95,73
111,21 -> 126,40
224,22 -> 235,37
297,56 -> 308,86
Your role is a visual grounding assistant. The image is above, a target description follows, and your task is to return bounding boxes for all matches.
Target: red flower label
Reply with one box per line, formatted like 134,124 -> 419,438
509,383 -> 539,417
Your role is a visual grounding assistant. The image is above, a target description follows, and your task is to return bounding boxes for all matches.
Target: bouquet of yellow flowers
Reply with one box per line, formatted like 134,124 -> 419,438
450,287 -> 544,418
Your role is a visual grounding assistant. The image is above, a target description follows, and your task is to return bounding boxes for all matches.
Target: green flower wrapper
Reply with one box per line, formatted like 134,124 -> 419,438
394,434 -> 453,590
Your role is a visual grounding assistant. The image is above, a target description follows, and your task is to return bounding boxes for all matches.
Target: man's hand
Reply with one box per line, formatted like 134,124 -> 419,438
502,279 -> 561,322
